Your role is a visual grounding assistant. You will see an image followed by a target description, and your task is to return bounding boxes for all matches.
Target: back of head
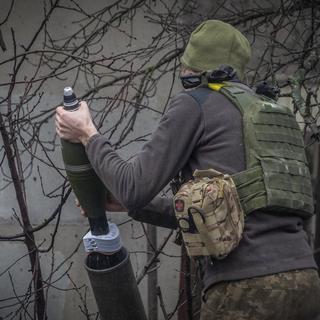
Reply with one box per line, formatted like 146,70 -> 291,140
181,20 -> 251,80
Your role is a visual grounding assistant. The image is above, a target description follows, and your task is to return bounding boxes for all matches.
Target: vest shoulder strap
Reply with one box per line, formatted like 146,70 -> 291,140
184,87 -> 212,107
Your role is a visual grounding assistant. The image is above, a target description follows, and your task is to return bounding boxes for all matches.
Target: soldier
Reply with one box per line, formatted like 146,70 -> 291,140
56,20 -> 320,319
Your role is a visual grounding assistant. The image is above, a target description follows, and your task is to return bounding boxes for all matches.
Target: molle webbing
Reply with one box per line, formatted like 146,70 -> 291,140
218,85 -> 314,217
185,84 -> 314,217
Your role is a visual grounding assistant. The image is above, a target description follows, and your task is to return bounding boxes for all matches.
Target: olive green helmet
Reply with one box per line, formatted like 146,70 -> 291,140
181,20 -> 251,79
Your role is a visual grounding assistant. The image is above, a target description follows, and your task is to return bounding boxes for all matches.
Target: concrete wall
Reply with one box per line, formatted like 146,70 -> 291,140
0,1 -> 183,319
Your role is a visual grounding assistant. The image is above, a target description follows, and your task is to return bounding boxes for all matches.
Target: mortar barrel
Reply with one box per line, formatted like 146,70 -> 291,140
85,247 -> 147,320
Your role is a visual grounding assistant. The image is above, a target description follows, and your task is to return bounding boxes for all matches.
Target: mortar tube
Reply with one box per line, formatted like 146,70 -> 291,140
85,248 -> 147,320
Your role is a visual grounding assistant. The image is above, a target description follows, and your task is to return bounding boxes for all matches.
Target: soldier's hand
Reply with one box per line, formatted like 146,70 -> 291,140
105,193 -> 127,212
55,101 -> 98,145
75,198 -> 87,217
75,194 -> 127,217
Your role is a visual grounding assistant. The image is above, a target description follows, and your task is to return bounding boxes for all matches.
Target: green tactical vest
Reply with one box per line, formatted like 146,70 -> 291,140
202,82 -> 314,218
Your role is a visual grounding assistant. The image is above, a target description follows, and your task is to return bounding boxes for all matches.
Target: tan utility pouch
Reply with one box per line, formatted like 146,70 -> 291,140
174,169 -> 244,259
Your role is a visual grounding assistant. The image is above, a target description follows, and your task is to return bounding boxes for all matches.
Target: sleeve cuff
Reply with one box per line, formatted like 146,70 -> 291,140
128,195 -> 178,229
85,133 -> 111,152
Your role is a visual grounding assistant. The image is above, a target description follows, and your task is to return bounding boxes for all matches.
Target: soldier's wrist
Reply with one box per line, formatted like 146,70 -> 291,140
80,125 -> 98,146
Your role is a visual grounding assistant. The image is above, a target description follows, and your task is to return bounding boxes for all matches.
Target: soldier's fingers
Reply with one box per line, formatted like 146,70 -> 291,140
80,207 -> 87,217
56,106 -> 64,114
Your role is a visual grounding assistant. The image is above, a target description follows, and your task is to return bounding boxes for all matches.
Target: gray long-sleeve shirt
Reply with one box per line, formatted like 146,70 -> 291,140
86,85 -> 317,291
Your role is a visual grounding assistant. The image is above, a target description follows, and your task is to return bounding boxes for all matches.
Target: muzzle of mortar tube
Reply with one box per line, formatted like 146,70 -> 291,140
85,247 -> 147,320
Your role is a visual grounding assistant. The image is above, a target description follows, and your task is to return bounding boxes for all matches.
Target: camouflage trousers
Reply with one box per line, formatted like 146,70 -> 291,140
200,269 -> 320,320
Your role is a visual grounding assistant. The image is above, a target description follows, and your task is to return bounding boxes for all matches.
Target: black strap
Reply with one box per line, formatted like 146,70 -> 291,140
185,87 -> 212,107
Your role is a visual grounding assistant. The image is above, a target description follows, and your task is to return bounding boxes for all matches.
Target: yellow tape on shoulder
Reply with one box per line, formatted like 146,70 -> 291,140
208,83 -> 225,91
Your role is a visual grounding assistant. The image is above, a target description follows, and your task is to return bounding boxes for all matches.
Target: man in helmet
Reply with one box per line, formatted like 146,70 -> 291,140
56,20 -> 320,319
